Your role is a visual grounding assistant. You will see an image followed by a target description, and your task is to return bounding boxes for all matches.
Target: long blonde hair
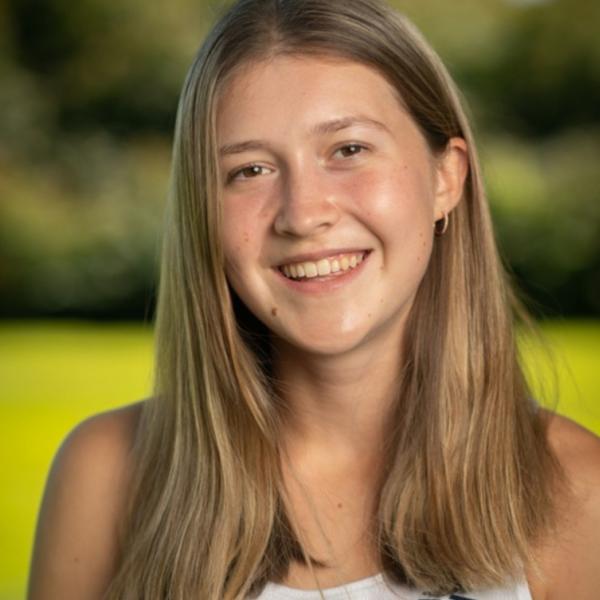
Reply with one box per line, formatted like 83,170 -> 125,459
106,0 -> 569,597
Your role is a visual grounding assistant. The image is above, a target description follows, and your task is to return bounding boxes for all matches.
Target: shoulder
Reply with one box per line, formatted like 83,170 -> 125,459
531,410 -> 600,599
543,410 -> 600,507
28,400 -> 146,600
543,409 -> 600,465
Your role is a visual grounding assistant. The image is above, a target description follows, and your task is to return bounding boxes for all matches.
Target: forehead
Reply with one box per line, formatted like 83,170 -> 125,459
216,55 -> 409,138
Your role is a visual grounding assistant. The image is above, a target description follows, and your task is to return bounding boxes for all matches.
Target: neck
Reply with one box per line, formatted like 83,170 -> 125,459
272,328 -> 404,468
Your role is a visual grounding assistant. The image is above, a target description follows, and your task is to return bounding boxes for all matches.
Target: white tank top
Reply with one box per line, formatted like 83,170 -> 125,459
255,573 -> 533,599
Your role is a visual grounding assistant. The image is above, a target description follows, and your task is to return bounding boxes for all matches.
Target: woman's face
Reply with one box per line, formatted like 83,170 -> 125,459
217,55 -> 466,356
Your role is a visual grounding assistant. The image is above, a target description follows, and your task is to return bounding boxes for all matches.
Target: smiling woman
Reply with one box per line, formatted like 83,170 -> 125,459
218,56 -> 467,356
27,1 -> 600,599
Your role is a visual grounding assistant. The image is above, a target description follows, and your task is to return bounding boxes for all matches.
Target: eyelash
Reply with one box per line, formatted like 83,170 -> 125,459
334,143 -> 368,159
227,164 -> 270,183
226,143 -> 369,183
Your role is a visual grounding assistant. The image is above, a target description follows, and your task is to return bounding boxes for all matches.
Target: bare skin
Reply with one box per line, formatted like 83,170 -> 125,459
27,402 -> 600,599
28,56 -> 600,599
27,402 -> 140,600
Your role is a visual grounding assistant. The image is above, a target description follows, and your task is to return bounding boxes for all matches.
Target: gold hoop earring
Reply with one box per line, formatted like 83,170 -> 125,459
434,212 -> 449,236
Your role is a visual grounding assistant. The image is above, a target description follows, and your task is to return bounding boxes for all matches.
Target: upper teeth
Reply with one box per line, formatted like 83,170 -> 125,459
280,252 -> 366,280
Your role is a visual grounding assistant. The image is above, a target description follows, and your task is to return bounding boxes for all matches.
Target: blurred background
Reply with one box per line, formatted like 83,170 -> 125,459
1,0 -> 599,597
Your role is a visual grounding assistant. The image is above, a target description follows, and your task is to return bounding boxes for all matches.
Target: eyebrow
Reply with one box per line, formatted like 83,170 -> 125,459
218,115 -> 390,156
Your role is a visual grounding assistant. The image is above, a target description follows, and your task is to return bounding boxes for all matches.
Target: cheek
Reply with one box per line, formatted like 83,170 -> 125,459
221,198 -> 276,305
221,198 -> 262,259
345,164 -> 435,284
343,163 -> 434,234
221,210 -> 252,293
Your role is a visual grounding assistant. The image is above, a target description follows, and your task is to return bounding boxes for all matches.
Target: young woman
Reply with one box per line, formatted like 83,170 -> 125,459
28,1 -> 600,599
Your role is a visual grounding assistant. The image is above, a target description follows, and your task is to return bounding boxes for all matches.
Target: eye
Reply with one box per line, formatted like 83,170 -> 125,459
227,164 -> 272,183
334,143 -> 368,159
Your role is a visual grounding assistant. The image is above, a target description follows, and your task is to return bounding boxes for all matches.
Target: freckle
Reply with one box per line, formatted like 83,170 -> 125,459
337,502 -> 343,509
271,307 -> 278,317
379,298 -> 383,304
367,313 -> 372,318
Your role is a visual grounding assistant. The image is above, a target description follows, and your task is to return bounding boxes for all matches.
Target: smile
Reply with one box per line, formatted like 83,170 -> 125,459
279,251 -> 368,280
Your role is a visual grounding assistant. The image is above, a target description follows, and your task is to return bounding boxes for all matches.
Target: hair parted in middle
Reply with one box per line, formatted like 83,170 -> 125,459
104,1 -> 570,598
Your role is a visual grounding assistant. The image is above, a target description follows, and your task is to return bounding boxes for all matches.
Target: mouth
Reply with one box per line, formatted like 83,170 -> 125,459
277,250 -> 371,281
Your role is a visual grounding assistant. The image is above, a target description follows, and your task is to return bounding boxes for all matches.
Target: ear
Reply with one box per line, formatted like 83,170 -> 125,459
433,137 -> 469,220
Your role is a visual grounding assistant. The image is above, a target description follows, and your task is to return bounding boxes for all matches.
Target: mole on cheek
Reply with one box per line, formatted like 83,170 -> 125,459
271,307 -> 278,317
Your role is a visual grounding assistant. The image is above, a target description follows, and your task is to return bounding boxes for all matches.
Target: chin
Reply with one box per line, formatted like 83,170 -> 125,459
274,324 -> 370,357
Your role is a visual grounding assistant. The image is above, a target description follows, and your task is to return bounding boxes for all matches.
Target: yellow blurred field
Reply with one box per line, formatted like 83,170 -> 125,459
1,320 -> 598,599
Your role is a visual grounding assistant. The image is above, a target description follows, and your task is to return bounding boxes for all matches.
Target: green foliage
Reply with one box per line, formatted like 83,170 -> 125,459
5,0 -> 211,136
475,0 -> 600,136
1,0 -> 599,317
396,0 -> 600,316
485,129 -> 600,314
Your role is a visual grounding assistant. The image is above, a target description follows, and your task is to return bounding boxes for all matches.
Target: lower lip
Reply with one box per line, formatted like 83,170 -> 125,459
273,251 -> 372,294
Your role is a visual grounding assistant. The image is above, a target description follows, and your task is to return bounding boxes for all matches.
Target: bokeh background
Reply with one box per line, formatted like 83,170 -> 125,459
1,0 -> 599,597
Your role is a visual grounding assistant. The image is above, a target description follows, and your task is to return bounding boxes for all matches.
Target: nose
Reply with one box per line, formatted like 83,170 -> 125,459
273,166 -> 341,238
